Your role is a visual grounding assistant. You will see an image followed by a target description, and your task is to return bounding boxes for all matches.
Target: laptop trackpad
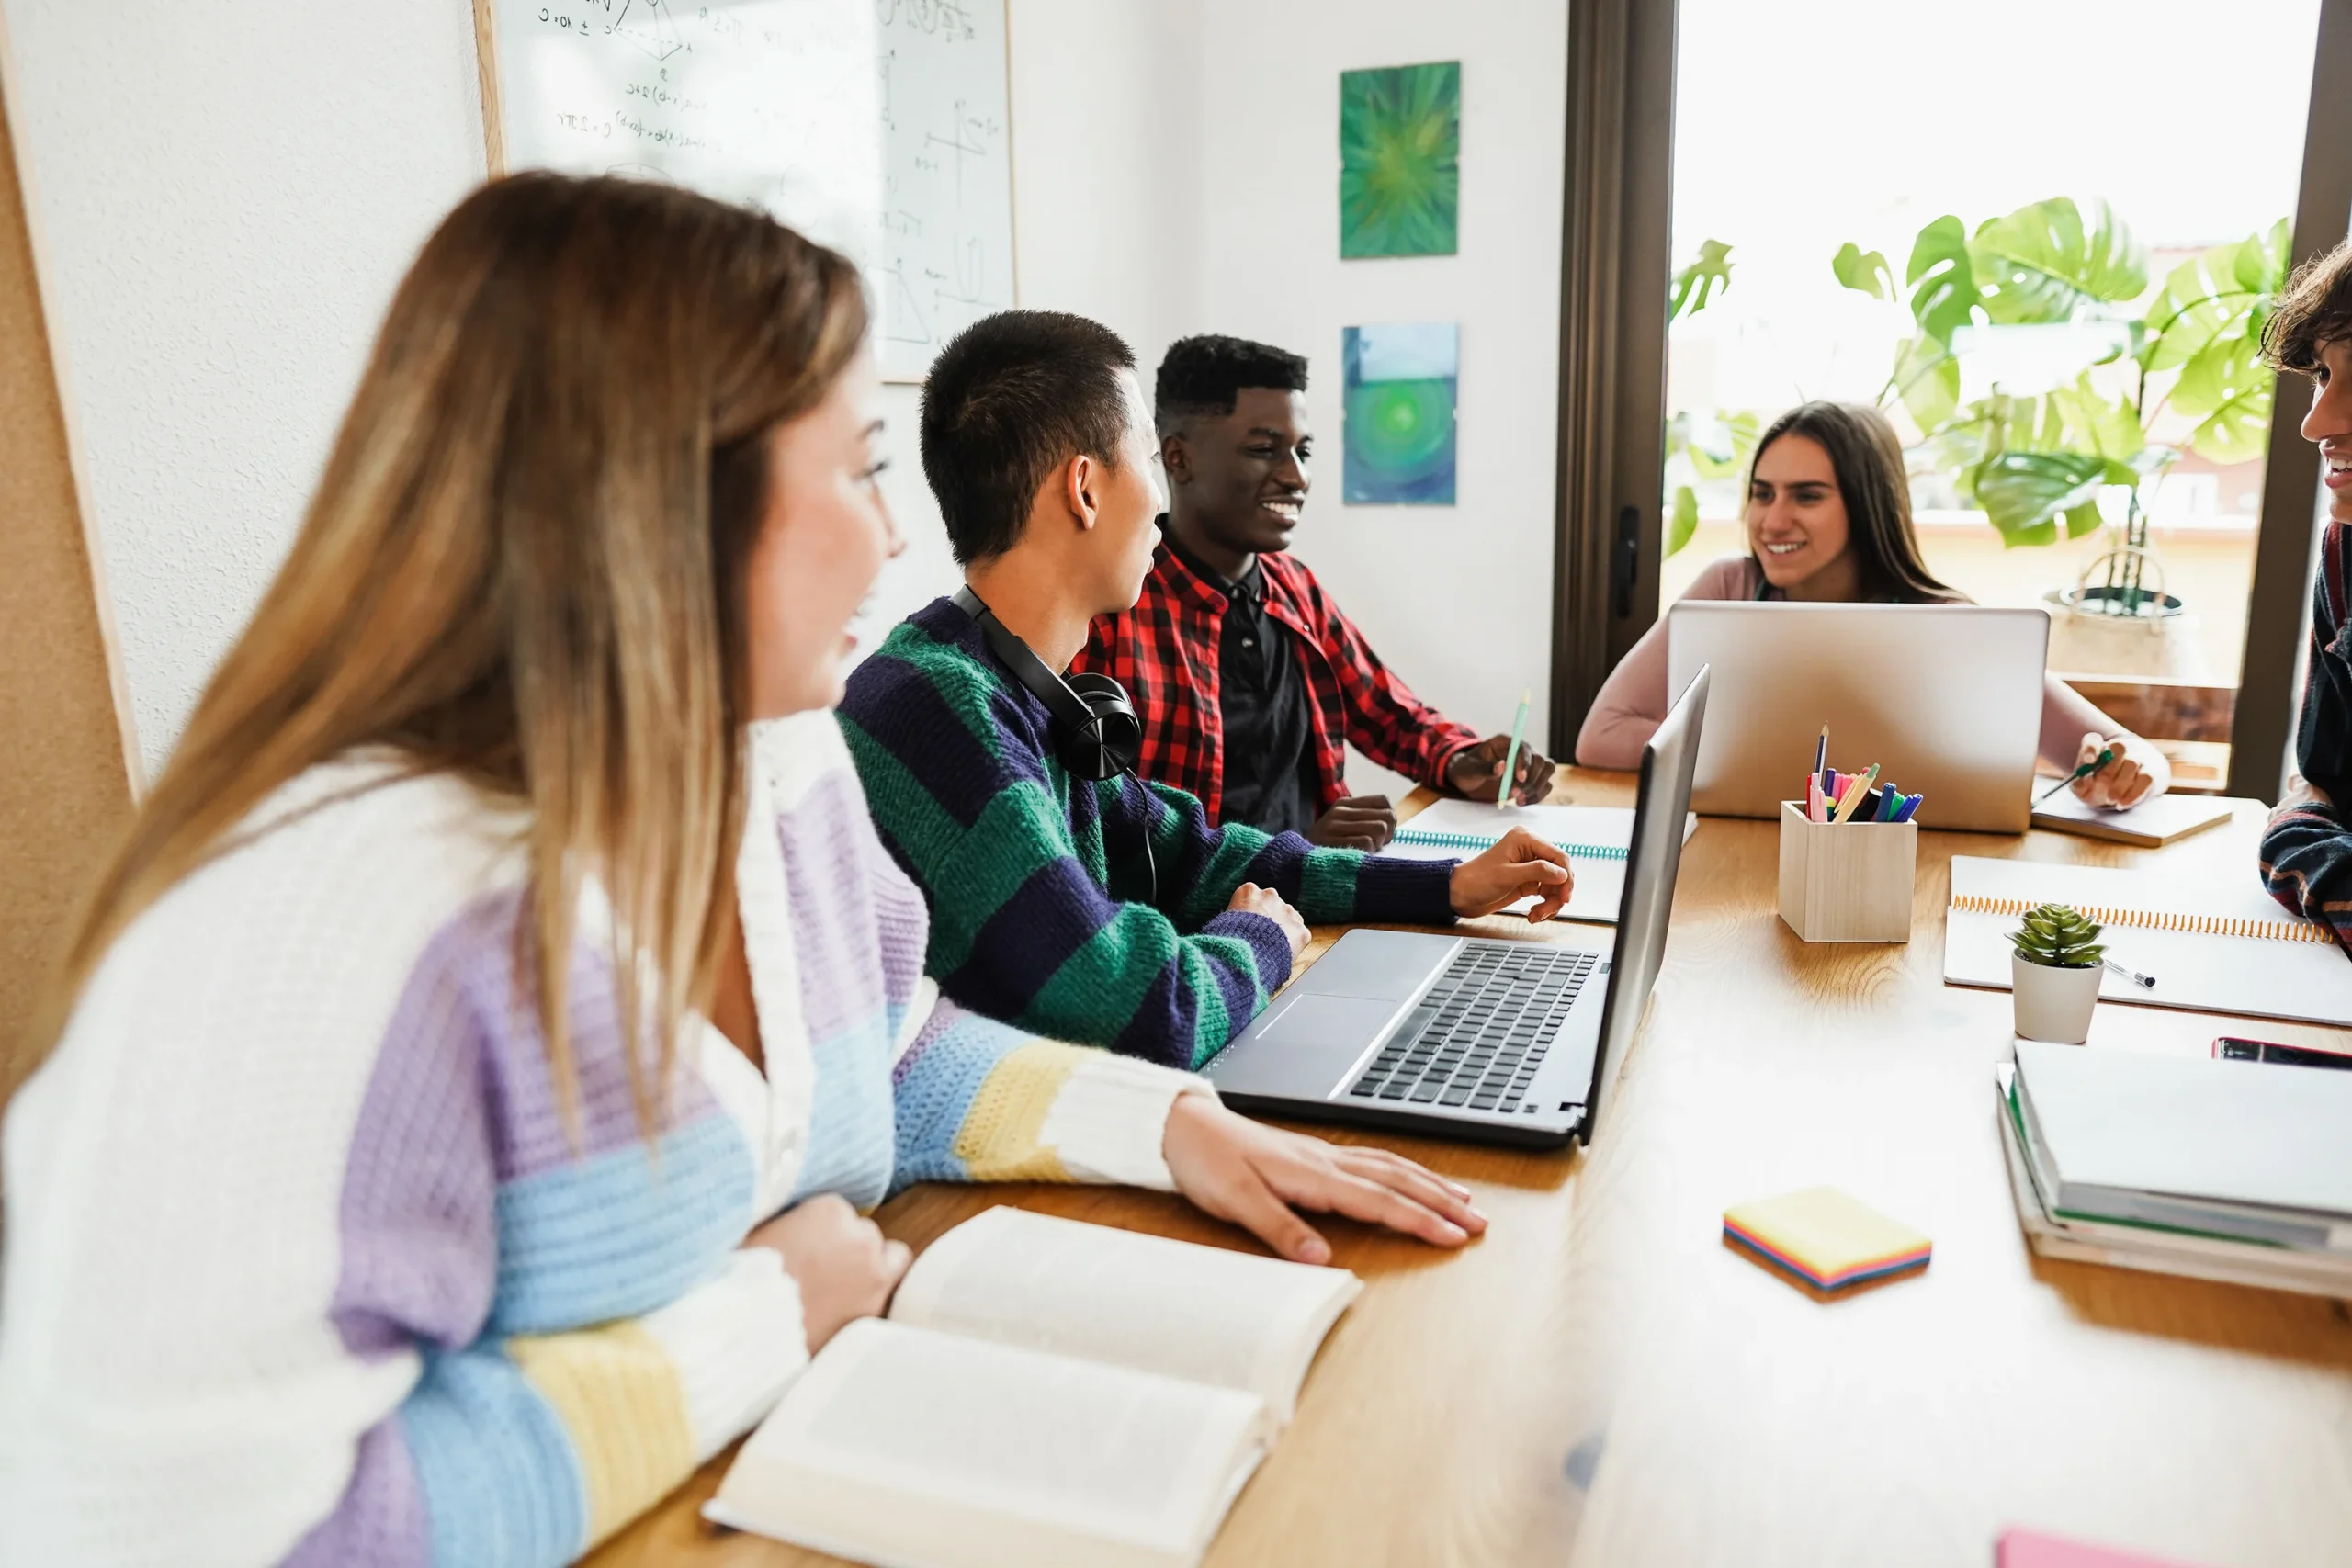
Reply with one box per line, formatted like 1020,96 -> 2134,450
1240,993 -> 1403,1096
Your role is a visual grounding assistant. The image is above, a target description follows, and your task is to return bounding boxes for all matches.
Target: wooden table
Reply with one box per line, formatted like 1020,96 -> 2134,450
591,773 -> 2352,1568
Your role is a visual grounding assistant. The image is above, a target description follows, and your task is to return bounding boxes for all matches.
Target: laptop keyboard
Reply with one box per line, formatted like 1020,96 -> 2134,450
1345,942 -> 1598,1114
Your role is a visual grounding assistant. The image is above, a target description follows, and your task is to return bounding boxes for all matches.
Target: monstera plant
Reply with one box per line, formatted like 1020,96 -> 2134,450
1660,200 -> 2293,617
1835,197 -> 2290,614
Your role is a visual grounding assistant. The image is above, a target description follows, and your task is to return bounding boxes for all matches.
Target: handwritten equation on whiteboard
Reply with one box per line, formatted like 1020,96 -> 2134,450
488,0 -> 1015,378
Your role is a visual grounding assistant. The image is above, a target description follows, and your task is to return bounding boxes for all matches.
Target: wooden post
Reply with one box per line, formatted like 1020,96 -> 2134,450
0,16 -> 137,1084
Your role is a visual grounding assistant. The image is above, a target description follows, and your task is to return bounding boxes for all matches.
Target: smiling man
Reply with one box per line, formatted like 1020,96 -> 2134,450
2257,240 -> 2352,950
1073,335 -> 1552,851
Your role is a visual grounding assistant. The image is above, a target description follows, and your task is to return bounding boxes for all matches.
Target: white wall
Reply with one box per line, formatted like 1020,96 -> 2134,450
6,0 -> 1205,766
1196,0 -> 1566,796
7,0 -> 1555,786
854,0 -> 1206,659
1,1 -> 488,774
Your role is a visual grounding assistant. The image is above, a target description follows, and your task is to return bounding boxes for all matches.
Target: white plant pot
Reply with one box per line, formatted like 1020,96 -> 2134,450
2011,953 -> 2102,1044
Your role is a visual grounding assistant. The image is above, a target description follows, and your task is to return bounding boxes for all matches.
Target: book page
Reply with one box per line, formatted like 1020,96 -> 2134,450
710,1318 -> 1267,1568
1942,856 -> 2352,1026
888,1207 -> 1360,1423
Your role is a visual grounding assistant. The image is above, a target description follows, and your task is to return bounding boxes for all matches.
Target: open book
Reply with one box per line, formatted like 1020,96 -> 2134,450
1382,800 -> 1697,923
1943,856 -> 2352,1026
706,1206 -> 1363,1568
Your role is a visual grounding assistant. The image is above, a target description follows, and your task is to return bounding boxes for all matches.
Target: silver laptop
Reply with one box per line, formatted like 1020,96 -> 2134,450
1665,600 -> 2048,833
1199,667 -> 1709,1150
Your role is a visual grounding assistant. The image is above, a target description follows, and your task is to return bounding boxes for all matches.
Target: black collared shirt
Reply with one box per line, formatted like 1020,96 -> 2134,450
1164,525 -> 1321,837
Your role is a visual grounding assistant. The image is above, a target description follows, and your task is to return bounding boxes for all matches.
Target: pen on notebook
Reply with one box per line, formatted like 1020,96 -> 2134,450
2104,958 -> 2156,989
2036,747 -> 2114,805
1496,687 -> 1531,810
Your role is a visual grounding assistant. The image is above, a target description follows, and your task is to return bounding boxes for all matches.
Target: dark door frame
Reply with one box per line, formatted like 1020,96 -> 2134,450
2228,0 -> 2352,803
1549,0 -> 1679,755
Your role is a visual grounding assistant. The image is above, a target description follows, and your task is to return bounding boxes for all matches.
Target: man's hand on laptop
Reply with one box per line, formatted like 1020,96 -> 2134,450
1228,882 -> 1309,956
1160,1094 -> 1487,1264
1449,828 -> 1572,921
1307,794 -> 1397,851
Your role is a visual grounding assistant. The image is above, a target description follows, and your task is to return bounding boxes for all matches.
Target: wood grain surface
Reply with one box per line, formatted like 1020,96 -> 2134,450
589,775 -> 2352,1568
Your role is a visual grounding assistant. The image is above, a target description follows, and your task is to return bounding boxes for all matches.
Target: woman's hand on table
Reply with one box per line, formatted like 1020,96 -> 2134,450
744,1194 -> 912,1354
1450,827 -> 1573,920
2073,731 -> 2169,809
1160,1094 -> 1487,1265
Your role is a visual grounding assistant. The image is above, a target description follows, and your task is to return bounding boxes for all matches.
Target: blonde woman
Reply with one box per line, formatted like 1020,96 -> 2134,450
0,175 -> 1482,1567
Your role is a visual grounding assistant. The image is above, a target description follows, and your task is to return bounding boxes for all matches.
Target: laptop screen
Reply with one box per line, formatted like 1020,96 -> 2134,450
1577,664 -> 1710,1137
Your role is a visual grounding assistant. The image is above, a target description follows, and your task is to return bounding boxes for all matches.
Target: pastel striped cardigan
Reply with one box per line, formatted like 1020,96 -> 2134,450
0,711 -> 1205,1568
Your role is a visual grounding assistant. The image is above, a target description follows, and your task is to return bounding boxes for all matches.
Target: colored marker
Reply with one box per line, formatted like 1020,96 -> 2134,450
1831,763 -> 1880,823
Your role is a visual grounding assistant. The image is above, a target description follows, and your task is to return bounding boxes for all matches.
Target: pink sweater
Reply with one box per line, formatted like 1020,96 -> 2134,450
1575,555 -> 2131,773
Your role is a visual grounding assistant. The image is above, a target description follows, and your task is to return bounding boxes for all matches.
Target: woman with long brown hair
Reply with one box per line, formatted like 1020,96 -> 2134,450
1576,400 -> 2168,807
0,175 -> 1482,1566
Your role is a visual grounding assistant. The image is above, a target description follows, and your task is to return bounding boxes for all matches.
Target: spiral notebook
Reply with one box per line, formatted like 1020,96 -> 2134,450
1943,856 -> 2352,1026
1381,801 -> 1697,925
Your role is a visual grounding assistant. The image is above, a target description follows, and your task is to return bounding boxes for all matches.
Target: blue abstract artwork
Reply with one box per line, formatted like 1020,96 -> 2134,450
1343,322 -> 1457,505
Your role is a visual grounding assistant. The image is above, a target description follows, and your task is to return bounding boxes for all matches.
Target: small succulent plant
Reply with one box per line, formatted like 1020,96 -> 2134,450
2009,903 -> 2106,969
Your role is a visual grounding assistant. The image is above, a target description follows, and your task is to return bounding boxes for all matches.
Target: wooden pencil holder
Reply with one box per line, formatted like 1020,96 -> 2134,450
1777,801 -> 1918,943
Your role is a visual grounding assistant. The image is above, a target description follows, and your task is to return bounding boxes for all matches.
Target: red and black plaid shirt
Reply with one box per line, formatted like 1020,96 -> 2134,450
1075,539 -> 1482,823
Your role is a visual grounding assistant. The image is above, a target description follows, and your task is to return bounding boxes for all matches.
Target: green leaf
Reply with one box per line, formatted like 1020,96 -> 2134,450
2171,333 -> 2276,465
1905,215 -> 1979,345
1833,242 -> 1894,300
1669,239 -> 1735,321
1888,333 -> 1959,431
2045,373 -> 2145,463
1969,450 -> 2134,547
1667,485 -> 1700,558
1971,197 -> 2147,325
1686,410 -> 1760,481
2143,223 -> 2290,374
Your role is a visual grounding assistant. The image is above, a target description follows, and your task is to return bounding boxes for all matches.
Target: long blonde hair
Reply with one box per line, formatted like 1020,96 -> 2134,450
16,174 -> 868,1125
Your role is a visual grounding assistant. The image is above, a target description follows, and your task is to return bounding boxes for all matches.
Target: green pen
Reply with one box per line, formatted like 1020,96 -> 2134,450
1496,688 -> 1531,810
2036,746 -> 2115,805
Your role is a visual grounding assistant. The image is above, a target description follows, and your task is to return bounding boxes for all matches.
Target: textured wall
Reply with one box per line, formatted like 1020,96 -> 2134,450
853,0 -> 1208,657
3,1 -> 1206,737
1196,0 -> 1567,797
0,1 -> 487,771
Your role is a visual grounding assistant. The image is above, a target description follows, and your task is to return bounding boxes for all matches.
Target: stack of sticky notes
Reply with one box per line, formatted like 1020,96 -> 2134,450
1722,1186 -> 1931,1292
1996,1528 -> 2211,1567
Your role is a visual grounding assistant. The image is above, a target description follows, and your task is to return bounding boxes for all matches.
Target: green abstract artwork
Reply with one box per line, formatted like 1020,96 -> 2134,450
1340,61 -> 1460,259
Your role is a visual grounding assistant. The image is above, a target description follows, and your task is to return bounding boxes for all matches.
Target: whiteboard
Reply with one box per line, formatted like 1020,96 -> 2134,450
477,0 -> 1017,380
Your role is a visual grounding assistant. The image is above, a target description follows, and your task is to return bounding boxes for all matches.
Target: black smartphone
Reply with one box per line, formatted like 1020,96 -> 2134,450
2212,1036 -> 2352,1072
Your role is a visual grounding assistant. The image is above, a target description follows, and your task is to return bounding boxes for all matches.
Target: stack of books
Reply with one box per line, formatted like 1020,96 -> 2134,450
1996,1039 -> 2352,1298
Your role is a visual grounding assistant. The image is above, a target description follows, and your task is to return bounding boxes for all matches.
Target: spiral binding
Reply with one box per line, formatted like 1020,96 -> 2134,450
1390,830 -> 1627,861
1951,893 -> 2332,945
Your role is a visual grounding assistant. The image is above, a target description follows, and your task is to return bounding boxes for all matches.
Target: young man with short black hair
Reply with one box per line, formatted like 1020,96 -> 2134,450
2260,239 -> 2352,948
1070,334 -> 1555,851
839,310 -> 1570,1071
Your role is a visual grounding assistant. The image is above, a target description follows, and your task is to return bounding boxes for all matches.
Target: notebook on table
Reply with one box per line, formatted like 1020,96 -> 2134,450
2028,789 -> 2236,848
1383,799 -> 1698,924
1943,856 -> 2352,1026
707,1206 -> 1361,1568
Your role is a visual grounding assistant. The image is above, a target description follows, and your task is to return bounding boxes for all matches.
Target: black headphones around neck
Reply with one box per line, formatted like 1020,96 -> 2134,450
953,586 -> 1143,782
954,585 -> 1155,902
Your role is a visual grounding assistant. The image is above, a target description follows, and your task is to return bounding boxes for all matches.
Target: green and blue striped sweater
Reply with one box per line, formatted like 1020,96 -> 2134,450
840,596 -> 1460,1069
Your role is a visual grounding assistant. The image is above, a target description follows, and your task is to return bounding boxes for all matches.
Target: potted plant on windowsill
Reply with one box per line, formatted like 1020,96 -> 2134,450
1827,202 -> 2292,680
2009,904 -> 2105,1044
